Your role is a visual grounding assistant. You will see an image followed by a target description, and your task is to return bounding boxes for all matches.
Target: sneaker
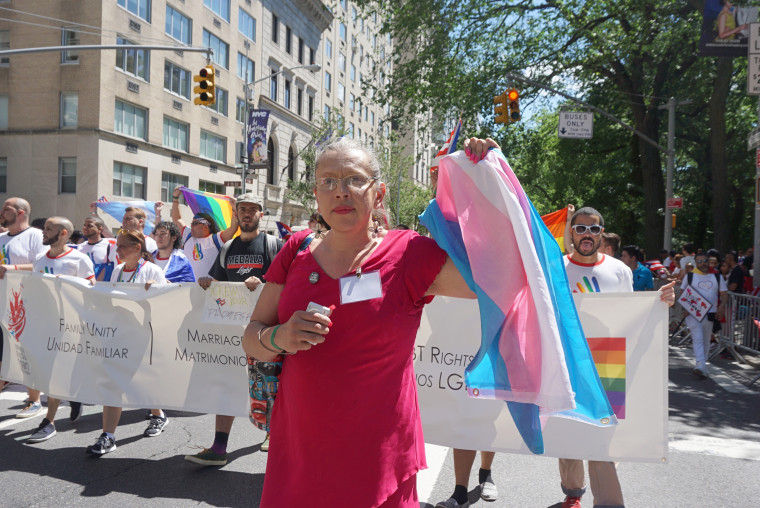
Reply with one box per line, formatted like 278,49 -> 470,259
184,448 -> 228,466
86,433 -> 117,455
27,419 -> 56,443
144,415 -> 169,437
69,401 -> 82,423
693,367 -> 708,380
479,479 -> 499,502
16,401 -> 42,419
260,434 -> 270,452
435,498 -> 468,508
562,496 -> 582,508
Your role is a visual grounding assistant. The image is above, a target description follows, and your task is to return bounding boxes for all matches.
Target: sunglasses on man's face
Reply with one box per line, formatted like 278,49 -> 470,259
571,224 -> 603,235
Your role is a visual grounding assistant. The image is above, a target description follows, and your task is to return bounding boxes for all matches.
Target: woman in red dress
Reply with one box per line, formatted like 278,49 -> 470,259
242,137 -> 495,507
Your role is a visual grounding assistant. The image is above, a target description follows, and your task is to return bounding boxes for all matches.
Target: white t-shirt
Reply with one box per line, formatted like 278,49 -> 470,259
110,260 -> 167,284
144,235 -> 157,254
0,227 -> 46,265
77,238 -> 118,265
680,255 -> 695,269
680,272 -> 727,312
33,248 -> 95,280
564,254 -> 633,294
181,226 -> 224,279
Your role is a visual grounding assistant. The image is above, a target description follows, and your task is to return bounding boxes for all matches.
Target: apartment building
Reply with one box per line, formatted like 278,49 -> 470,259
0,0 -> 390,233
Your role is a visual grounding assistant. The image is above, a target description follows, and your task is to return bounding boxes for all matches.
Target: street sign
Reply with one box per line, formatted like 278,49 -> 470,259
748,127 -> 760,151
235,168 -> 255,175
667,197 -> 683,209
224,181 -> 241,187
748,23 -> 760,95
558,111 -> 593,139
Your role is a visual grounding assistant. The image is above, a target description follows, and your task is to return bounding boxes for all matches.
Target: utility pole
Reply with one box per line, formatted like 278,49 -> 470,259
658,97 -> 692,251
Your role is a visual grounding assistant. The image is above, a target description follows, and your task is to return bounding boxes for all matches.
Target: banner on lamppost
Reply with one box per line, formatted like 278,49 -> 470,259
698,0 -> 758,57
247,109 -> 270,164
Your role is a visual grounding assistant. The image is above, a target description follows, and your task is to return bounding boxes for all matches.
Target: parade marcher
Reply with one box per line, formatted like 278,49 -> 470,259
242,137 -> 505,507
559,207 -> 675,508
435,450 -> 498,507
121,207 -> 158,253
85,230 -> 168,456
169,186 -> 238,279
152,220 -> 195,283
0,197 -> 47,414
77,215 -> 118,281
185,193 -> 282,466
27,217 -> 95,443
620,245 -> 654,291
681,252 -> 727,380
724,251 -> 744,294
601,232 -> 621,257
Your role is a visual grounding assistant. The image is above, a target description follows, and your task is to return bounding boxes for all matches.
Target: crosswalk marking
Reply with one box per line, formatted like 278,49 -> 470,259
417,443 -> 449,504
670,434 -> 760,461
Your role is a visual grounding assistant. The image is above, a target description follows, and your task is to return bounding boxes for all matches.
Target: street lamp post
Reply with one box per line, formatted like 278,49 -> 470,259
240,63 -> 321,194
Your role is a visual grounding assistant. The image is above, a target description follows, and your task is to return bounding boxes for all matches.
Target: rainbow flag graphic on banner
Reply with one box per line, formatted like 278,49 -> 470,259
179,187 -> 234,231
541,207 -> 569,254
587,337 -> 626,419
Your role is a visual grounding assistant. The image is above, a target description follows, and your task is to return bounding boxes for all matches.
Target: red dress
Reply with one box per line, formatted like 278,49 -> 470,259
260,229 -> 447,508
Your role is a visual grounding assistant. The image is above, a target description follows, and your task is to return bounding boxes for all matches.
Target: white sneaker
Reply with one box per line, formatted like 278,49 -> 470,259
480,480 -> 499,501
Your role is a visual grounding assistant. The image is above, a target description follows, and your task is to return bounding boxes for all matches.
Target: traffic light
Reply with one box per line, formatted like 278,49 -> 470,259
507,88 -> 520,123
493,92 -> 508,124
193,65 -> 216,106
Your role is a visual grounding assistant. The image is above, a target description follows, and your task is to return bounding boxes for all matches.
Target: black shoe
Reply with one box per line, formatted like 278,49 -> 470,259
144,415 -> 169,437
86,433 -> 117,455
69,401 -> 82,423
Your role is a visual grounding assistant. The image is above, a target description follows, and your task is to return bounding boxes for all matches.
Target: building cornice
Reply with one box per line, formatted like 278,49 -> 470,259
293,0 -> 334,32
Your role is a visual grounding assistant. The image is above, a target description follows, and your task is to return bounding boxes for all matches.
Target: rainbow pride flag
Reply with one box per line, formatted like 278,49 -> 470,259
179,187 -> 235,231
419,149 -> 616,454
541,207 -> 569,253
588,337 -> 626,419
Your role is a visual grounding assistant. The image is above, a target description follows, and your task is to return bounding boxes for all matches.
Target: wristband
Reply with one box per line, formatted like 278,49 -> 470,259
258,327 -> 282,354
269,325 -> 295,355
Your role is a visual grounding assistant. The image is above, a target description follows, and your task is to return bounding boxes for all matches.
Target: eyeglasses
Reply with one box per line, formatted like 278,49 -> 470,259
191,220 -> 209,226
315,175 -> 377,191
696,259 -> 709,264
571,224 -> 603,235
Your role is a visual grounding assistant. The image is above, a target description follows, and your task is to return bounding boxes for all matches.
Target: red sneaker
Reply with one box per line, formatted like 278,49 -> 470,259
562,496 -> 582,508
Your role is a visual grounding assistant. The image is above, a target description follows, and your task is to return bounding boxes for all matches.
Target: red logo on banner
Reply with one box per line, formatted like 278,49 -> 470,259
7,287 -> 26,341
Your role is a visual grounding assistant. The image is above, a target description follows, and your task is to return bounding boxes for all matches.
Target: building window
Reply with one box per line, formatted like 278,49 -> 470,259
287,146 -> 296,182
199,180 -> 224,194
350,63 -> 356,82
60,93 -> 78,128
325,71 -> 331,92
116,37 -> 150,81
239,8 -> 256,41
163,116 -> 189,152
0,158 -> 6,193
337,82 -> 345,103
308,95 -> 314,122
298,38 -> 304,64
339,22 -> 346,41
114,100 -> 147,140
340,0 -> 347,9
161,171 -> 188,202
348,122 -> 354,138
0,94 -> 6,129
200,130 -> 226,162
59,158 -> 76,194
338,52 -> 346,73
237,53 -> 254,81
236,97 -> 246,123
309,47 -> 315,65
297,88 -> 303,116
270,69 -> 278,101
165,5 -> 191,44
323,104 -> 329,121
370,111 -> 375,126
272,14 -> 279,44
164,60 -> 190,99
113,162 -> 146,199
203,30 -> 229,69
267,138 -> 276,185
61,28 -> 79,63
284,80 -> 291,109
285,26 -> 292,54
203,0 -> 230,22
0,31 -> 8,65
325,39 -> 332,60
206,87 -> 228,116
118,0 -> 151,22
348,93 -> 354,112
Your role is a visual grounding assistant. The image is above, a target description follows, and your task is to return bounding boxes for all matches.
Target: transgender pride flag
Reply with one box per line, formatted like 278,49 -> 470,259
419,149 -> 616,454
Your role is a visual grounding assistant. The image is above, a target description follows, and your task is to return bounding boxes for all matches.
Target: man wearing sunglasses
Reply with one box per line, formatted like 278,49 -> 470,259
558,206 -> 675,508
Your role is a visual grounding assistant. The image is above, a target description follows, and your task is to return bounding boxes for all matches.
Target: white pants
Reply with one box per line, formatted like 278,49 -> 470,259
685,315 -> 714,370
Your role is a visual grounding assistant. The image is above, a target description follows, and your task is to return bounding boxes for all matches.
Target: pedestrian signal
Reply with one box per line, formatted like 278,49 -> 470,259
193,65 -> 216,106
508,89 -> 520,122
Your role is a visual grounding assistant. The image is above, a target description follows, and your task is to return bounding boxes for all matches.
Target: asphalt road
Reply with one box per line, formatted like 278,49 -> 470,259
1,343 -> 758,508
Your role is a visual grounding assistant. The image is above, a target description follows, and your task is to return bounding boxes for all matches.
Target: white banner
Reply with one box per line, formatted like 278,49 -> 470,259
415,292 -> 668,463
1,273 -> 667,462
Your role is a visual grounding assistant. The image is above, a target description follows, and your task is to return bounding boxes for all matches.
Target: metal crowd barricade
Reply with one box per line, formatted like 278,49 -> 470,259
711,291 -> 760,384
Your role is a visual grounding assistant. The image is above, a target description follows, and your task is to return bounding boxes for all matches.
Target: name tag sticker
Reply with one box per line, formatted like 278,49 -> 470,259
339,271 -> 382,304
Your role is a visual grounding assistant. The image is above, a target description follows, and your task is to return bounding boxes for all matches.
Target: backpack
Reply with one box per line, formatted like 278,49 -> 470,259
184,231 -> 223,251
686,271 -> 721,290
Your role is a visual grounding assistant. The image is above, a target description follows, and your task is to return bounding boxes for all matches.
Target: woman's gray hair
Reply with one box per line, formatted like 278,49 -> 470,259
314,137 -> 381,182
